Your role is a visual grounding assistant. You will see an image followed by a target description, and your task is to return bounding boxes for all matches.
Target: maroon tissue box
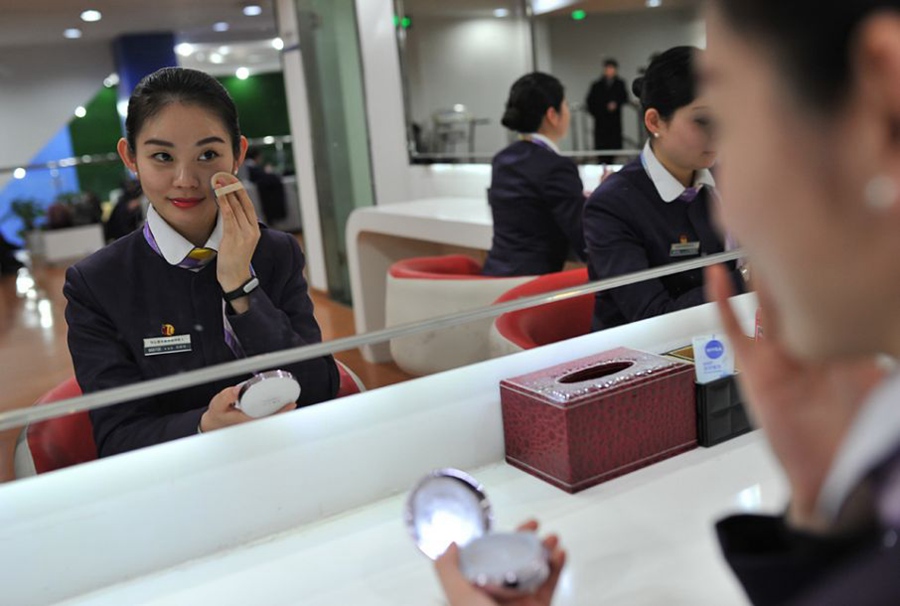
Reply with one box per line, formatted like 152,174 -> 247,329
500,347 -> 697,493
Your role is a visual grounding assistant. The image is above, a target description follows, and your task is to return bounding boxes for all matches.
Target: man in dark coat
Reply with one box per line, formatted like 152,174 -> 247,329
586,58 -> 629,163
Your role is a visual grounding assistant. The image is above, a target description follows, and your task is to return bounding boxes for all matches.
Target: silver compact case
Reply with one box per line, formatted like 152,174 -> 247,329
405,468 -> 550,593
235,370 -> 301,418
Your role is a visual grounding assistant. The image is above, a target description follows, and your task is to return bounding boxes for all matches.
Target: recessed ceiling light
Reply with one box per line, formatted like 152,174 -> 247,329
218,45 -> 231,55
646,0 -> 661,6
175,43 -> 194,57
64,28 -> 83,39
236,67 -> 250,80
210,53 -> 224,64
271,37 -> 284,50
243,4 -> 263,17
213,22 -> 230,32
74,106 -> 87,118
80,10 -> 102,22
103,73 -> 119,87
13,168 -> 26,180
494,8 -> 510,17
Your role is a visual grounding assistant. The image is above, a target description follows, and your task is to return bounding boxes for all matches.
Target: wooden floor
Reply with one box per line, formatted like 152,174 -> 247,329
0,241 -> 413,481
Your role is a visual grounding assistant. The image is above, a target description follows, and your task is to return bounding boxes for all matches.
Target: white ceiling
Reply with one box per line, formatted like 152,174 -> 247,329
0,0 -> 282,75
0,0 -> 278,49
403,0 -> 701,18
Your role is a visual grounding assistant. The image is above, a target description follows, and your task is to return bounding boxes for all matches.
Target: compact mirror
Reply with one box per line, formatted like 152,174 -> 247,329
236,370 -> 301,418
405,468 -> 550,593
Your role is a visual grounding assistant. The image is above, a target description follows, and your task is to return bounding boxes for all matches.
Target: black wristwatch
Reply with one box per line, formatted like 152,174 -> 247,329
223,276 -> 259,302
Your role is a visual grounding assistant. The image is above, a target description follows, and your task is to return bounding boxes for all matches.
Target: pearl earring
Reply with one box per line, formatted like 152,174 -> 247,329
653,133 -> 660,139
865,175 -> 898,211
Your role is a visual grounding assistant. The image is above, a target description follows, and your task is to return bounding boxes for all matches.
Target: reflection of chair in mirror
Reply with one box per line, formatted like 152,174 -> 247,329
14,377 -> 92,477
489,268 -> 592,358
14,362 -> 366,478
385,255 -> 534,376
432,105 -> 471,154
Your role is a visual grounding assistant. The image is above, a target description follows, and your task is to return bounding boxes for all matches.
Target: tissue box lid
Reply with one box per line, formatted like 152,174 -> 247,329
500,347 -> 692,409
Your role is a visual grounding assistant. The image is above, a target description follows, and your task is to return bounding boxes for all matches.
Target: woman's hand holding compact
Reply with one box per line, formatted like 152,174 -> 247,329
200,384 -> 296,433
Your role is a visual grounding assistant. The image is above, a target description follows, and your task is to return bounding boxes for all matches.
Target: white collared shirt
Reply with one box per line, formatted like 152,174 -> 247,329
640,141 -> 716,203
146,205 -> 223,266
523,133 -> 561,155
818,366 -> 900,522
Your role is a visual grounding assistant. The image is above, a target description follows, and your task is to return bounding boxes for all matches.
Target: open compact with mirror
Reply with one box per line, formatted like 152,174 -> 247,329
405,468 -> 550,593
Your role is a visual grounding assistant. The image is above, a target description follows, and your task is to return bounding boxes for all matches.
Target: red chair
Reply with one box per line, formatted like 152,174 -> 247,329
15,362 -> 364,477
490,268 -> 593,356
18,377 -> 94,475
385,255 -> 535,375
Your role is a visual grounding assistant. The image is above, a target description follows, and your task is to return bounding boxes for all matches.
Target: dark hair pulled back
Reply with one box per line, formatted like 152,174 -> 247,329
631,46 -> 699,122
714,0 -> 900,113
125,67 -> 242,157
501,72 -> 565,133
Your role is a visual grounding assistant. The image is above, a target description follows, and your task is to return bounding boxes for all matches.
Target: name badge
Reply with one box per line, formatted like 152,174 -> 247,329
670,241 -> 701,257
144,335 -> 192,357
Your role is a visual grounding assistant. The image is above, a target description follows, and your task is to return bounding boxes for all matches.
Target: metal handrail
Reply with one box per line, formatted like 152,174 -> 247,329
0,249 -> 745,431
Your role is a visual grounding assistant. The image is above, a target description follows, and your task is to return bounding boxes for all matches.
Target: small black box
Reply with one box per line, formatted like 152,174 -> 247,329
696,375 -> 753,447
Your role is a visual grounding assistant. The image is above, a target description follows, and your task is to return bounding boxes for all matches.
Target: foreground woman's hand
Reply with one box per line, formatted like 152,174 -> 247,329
706,265 -> 886,531
435,520 -> 566,606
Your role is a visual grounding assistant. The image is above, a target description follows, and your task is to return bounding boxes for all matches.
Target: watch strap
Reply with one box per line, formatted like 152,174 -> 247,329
223,276 -> 259,302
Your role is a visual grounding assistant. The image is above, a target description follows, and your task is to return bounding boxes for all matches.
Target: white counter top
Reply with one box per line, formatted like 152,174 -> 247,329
0,294 -> 764,606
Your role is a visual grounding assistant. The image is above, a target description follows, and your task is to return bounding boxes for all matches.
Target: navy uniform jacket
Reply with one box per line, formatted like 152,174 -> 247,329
482,140 -> 587,277
584,157 -> 741,330
64,225 -> 339,457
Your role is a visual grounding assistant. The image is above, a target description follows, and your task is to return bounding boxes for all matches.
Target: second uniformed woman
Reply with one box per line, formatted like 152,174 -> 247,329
584,46 -> 743,330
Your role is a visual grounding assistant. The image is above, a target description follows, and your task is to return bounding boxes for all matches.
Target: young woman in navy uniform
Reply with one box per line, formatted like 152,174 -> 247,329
64,68 -> 339,457
583,46 -> 744,330
438,2 -> 900,604
482,73 -> 587,277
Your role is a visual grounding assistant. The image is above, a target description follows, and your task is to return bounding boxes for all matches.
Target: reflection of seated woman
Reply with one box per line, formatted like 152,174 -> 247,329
482,73 -> 586,277
64,67 -> 339,458
584,47 -> 743,330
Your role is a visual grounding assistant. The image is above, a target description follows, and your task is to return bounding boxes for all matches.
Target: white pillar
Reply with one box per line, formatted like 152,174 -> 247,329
275,0 -> 328,291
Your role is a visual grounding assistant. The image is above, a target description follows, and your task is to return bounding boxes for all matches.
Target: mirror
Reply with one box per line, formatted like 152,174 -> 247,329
0,0 -> 742,485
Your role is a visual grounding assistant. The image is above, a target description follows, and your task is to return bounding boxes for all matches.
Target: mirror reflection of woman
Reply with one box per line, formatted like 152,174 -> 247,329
583,46 -> 744,330
64,67 -> 338,457
482,73 -> 587,277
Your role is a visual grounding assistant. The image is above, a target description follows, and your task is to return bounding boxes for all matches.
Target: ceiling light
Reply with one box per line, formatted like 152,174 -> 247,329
218,45 -> 231,55
117,100 -> 129,118
263,136 -> 275,144
243,4 -> 263,16
494,8 -> 510,17
213,22 -> 230,32
271,37 -> 284,50
103,73 -> 119,87
236,67 -> 250,80
210,53 -> 224,64
175,43 -> 194,57
74,106 -> 87,118
64,28 -> 83,39
80,10 -> 102,22
646,0 -> 661,6
13,168 -> 26,180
